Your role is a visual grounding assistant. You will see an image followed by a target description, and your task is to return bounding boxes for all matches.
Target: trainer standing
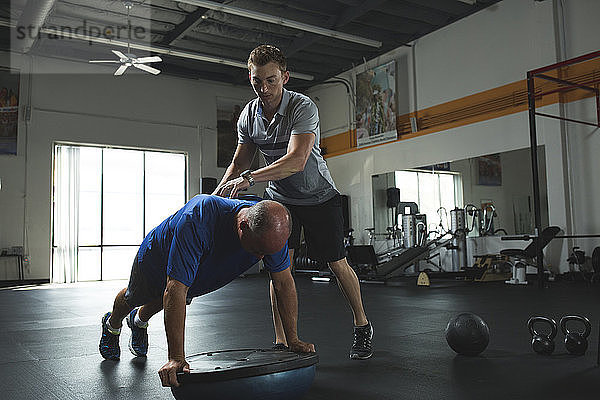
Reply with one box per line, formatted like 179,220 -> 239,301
214,44 -> 373,359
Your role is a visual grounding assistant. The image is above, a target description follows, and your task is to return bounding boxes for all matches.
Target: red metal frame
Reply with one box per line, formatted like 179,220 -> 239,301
528,50 -> 600,128
526,50 -> 600,288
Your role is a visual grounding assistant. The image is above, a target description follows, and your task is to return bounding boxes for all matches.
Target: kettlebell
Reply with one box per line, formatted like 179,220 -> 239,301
559,315 -> 591,356
527,316 -> 557,355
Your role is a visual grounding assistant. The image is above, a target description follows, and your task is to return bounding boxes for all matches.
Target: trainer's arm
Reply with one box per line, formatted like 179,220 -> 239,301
252,133 -> 314,181
216,134 -> 315,198
270,268 -> 315,353
158,276 -> 190,387
213,142 -> 257,195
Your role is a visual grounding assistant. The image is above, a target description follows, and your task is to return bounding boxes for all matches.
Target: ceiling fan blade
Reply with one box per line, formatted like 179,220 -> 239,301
134,56 -> 162,64
114,64 -> 129,76
112,50 -> 128,60
89,60 -> 121,63
133,63 -> 161,75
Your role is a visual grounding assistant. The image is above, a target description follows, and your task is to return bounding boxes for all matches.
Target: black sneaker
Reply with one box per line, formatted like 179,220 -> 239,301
126,308 -> 148,357
350,322 -> 373,360
99,312 -> 120,360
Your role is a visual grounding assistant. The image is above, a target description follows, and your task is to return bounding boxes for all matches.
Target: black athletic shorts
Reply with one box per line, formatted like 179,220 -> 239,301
124,254 -> 166,308
281,194 -> 346,263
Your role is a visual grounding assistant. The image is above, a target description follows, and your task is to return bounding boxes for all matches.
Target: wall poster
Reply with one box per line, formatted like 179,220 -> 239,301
216,97 -> 259,169
0,68 -> 20,155
477,154 -> 502,186
355,60 -> 397,148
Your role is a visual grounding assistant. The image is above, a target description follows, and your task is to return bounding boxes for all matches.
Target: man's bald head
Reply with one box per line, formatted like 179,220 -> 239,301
238,200 -> 292,258
246,200 -> 291,236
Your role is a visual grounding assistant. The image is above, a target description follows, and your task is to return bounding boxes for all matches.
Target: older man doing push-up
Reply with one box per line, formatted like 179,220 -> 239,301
98,194 -> 314,388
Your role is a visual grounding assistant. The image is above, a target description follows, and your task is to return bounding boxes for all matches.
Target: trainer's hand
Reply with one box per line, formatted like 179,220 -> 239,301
158,358 -> 190,387
215,177 -> 249,199
288,339 -> 316,353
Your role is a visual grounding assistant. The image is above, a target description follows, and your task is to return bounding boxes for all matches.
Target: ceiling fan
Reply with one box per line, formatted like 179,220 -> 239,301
90,50 -> 162,76
89,1 -> 162,76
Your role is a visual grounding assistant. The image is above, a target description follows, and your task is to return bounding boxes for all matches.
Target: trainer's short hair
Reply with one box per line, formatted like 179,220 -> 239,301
247,45 -> 287,73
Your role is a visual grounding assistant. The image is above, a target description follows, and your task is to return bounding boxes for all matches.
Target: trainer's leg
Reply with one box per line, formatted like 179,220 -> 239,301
270,248 -> 294,346
328,257 -> 368,327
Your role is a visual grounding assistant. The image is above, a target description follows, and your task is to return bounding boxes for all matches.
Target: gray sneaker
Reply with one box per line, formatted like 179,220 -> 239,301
99,312 -> 120,360
350,322 -> 373,360
126,308 -> 148,357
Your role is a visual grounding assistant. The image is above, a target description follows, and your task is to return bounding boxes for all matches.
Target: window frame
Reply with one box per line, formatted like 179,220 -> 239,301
51,143 -> 188,281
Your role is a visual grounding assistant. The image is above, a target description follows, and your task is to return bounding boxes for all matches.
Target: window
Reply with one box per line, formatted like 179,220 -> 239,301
52,145 -> 186,282
395,170 -> 462,233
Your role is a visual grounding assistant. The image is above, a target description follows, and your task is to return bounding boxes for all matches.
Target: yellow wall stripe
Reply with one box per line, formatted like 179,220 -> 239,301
321,57 -> 600,158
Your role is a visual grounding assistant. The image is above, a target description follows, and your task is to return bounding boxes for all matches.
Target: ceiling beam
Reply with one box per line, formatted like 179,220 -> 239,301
158,6 -> 208,45
401,0 -> 470,16
33,22 -> 315,80
285,0 -> 387,58
174,0 -> 381,47
15,0 -> 57,53
334,0 -> 389,28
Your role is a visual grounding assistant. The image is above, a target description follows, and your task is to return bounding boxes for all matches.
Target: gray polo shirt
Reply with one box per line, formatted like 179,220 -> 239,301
238,88 -> 338,206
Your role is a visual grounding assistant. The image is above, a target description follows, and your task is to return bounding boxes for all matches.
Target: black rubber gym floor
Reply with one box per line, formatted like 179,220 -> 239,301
0,274 -> 599,400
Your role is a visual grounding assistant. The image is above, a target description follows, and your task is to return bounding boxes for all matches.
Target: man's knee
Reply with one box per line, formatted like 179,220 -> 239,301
328,258 -> 350,274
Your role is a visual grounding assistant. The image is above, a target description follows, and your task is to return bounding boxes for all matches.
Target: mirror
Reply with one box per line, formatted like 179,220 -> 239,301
371,147 -> 549,240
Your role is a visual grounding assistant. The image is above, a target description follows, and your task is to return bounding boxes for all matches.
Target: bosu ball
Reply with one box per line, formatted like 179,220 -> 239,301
171,348 -> 319,400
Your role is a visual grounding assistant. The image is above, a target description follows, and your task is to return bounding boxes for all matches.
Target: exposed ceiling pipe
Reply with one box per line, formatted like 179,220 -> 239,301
0,19 -> 314,81
15,0 -> 58,53
175,0 -> 382,48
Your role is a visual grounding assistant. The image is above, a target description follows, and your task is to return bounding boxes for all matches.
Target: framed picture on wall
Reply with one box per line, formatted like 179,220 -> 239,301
216,97 -> 259,169
477,153 -> 502,186
355,60 -> 397,148
0,67 -> 20,155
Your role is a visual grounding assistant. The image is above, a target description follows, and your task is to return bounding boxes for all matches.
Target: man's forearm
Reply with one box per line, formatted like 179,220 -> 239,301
272,277 -> 300,343
163,279 -> 188,360
250,154 -> 305,183
246,133 -> 314,184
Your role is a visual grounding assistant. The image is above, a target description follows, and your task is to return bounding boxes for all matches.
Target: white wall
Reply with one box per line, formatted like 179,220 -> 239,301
562,97 -> 600,246
310,83 -> 352,139
308,0 -> 600,272
415,0 -> 555,107
0,52 -> 253,279
562,0 -> 600,59
450,147 -> 549,236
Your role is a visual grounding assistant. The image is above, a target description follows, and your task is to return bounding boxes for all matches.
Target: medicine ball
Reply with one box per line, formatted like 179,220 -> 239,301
445,312 -> 490,356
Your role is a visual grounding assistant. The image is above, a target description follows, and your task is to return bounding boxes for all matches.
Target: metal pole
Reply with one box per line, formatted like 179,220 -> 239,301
596,90 -> 600,127
527,73 -> 544,288
100,149 -> 104,281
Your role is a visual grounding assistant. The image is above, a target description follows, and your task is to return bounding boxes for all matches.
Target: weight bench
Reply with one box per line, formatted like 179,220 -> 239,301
346,245 -> 379,276
501,226 -> 560,285
346,244 -> 433,280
